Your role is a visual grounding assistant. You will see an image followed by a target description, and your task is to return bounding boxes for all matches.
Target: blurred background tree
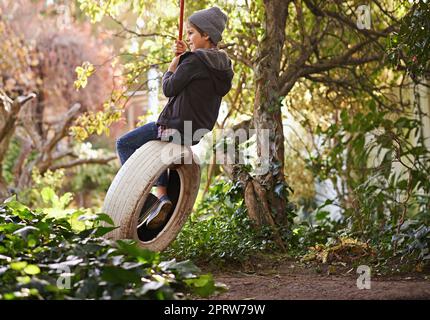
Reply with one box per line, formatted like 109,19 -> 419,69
0,0 -> 119,203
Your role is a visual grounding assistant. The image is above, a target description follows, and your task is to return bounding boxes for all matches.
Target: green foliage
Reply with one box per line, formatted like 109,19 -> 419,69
388,1 -> 430,77
306,101 -> 430,263
69,143 -> 118,194
164,179 -> 274,264
42,187 -> 72,209
0,197 -> 219,300
74,61 -> 95,90
11,168 -> 66,210
289,203 -> 343,254
2,138 -> 21,185
70,101 -> 123,142
71,163 -> 115,192
32,168 -> 65,192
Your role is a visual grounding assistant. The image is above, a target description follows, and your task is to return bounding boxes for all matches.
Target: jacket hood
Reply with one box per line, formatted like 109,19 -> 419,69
194,48 -> 234,96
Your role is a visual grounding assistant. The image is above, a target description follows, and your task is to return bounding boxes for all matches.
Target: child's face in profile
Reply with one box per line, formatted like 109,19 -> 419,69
186,24 -> 210,52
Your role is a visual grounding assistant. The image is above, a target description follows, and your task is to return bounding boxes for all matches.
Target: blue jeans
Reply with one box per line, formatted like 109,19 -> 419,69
116,122 -> 169,187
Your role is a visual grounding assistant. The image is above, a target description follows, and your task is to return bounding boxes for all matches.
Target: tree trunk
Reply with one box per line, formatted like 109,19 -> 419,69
0,121 -> 14,201
239,0 -> 291,249
0,93 -> 35,201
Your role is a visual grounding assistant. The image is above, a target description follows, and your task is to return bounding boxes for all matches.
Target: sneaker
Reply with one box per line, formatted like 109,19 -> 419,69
145,195 -> 172,230
137,193 -> 159,229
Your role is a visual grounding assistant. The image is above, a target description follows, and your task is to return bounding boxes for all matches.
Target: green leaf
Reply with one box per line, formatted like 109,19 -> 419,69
95,213 -> 115,226
70,211 -> 87,232
16,276 -> 31,284
10,261 -> 28,271
0,223 -> 23,233
315,210 -> 329,221
160,259 -> 201,278
116,240 -> 158,263
58,193 -> 73,209
24,265 -> 41,275
93,226 -> 118,237
41,187 -> 57,205
140,281 -> 165,295
12,226 -> 39,239
101,266 -> 141,284
4,198 -> 32,217
184,274 -> 216,298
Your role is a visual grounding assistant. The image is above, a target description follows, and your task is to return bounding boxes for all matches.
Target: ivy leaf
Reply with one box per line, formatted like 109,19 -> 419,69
160,259 -> 201,279
23,265 -> 40,275
95,213 -> 115,226
93,226 -> 118,237
12,226 -> 39,240
184,274 -> 216,298
140,281 -> 165,295
41,187 -> 57,206
10,261 -> 28,271
116,240 -> 158,264
101,266 -> 141,285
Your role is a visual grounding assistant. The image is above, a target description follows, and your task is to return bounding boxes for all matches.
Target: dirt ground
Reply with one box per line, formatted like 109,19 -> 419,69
208,258 -> 430,300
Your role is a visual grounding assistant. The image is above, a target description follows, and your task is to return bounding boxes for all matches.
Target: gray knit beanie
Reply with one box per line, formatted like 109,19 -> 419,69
188,7 -> 227,45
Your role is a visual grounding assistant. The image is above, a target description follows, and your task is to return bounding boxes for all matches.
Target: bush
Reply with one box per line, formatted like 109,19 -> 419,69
0,196 -> 219,300
301,104 -> 430,266
164,179 -> 274,264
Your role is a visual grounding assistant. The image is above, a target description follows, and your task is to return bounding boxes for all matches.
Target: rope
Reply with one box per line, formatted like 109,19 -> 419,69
178,0 -> 185,41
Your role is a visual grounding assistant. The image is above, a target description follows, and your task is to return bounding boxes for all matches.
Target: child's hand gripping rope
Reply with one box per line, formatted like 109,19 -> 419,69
168,40 -> 188,73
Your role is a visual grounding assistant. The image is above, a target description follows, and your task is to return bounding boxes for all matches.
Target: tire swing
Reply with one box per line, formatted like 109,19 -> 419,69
103,141 -> 200,251
103,1 -> 196,251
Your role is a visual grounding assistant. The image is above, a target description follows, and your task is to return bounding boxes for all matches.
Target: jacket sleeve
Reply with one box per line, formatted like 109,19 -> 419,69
162,55 -> 204,97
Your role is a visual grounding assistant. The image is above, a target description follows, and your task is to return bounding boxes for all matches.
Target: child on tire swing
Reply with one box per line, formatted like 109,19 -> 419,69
116,7 -> 234,229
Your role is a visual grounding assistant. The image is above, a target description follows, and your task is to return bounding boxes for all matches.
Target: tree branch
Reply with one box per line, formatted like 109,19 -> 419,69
303,0 -> 397,38
43,103 -> 81,156
49,156 -> 117,171
109,15 -> 175,40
